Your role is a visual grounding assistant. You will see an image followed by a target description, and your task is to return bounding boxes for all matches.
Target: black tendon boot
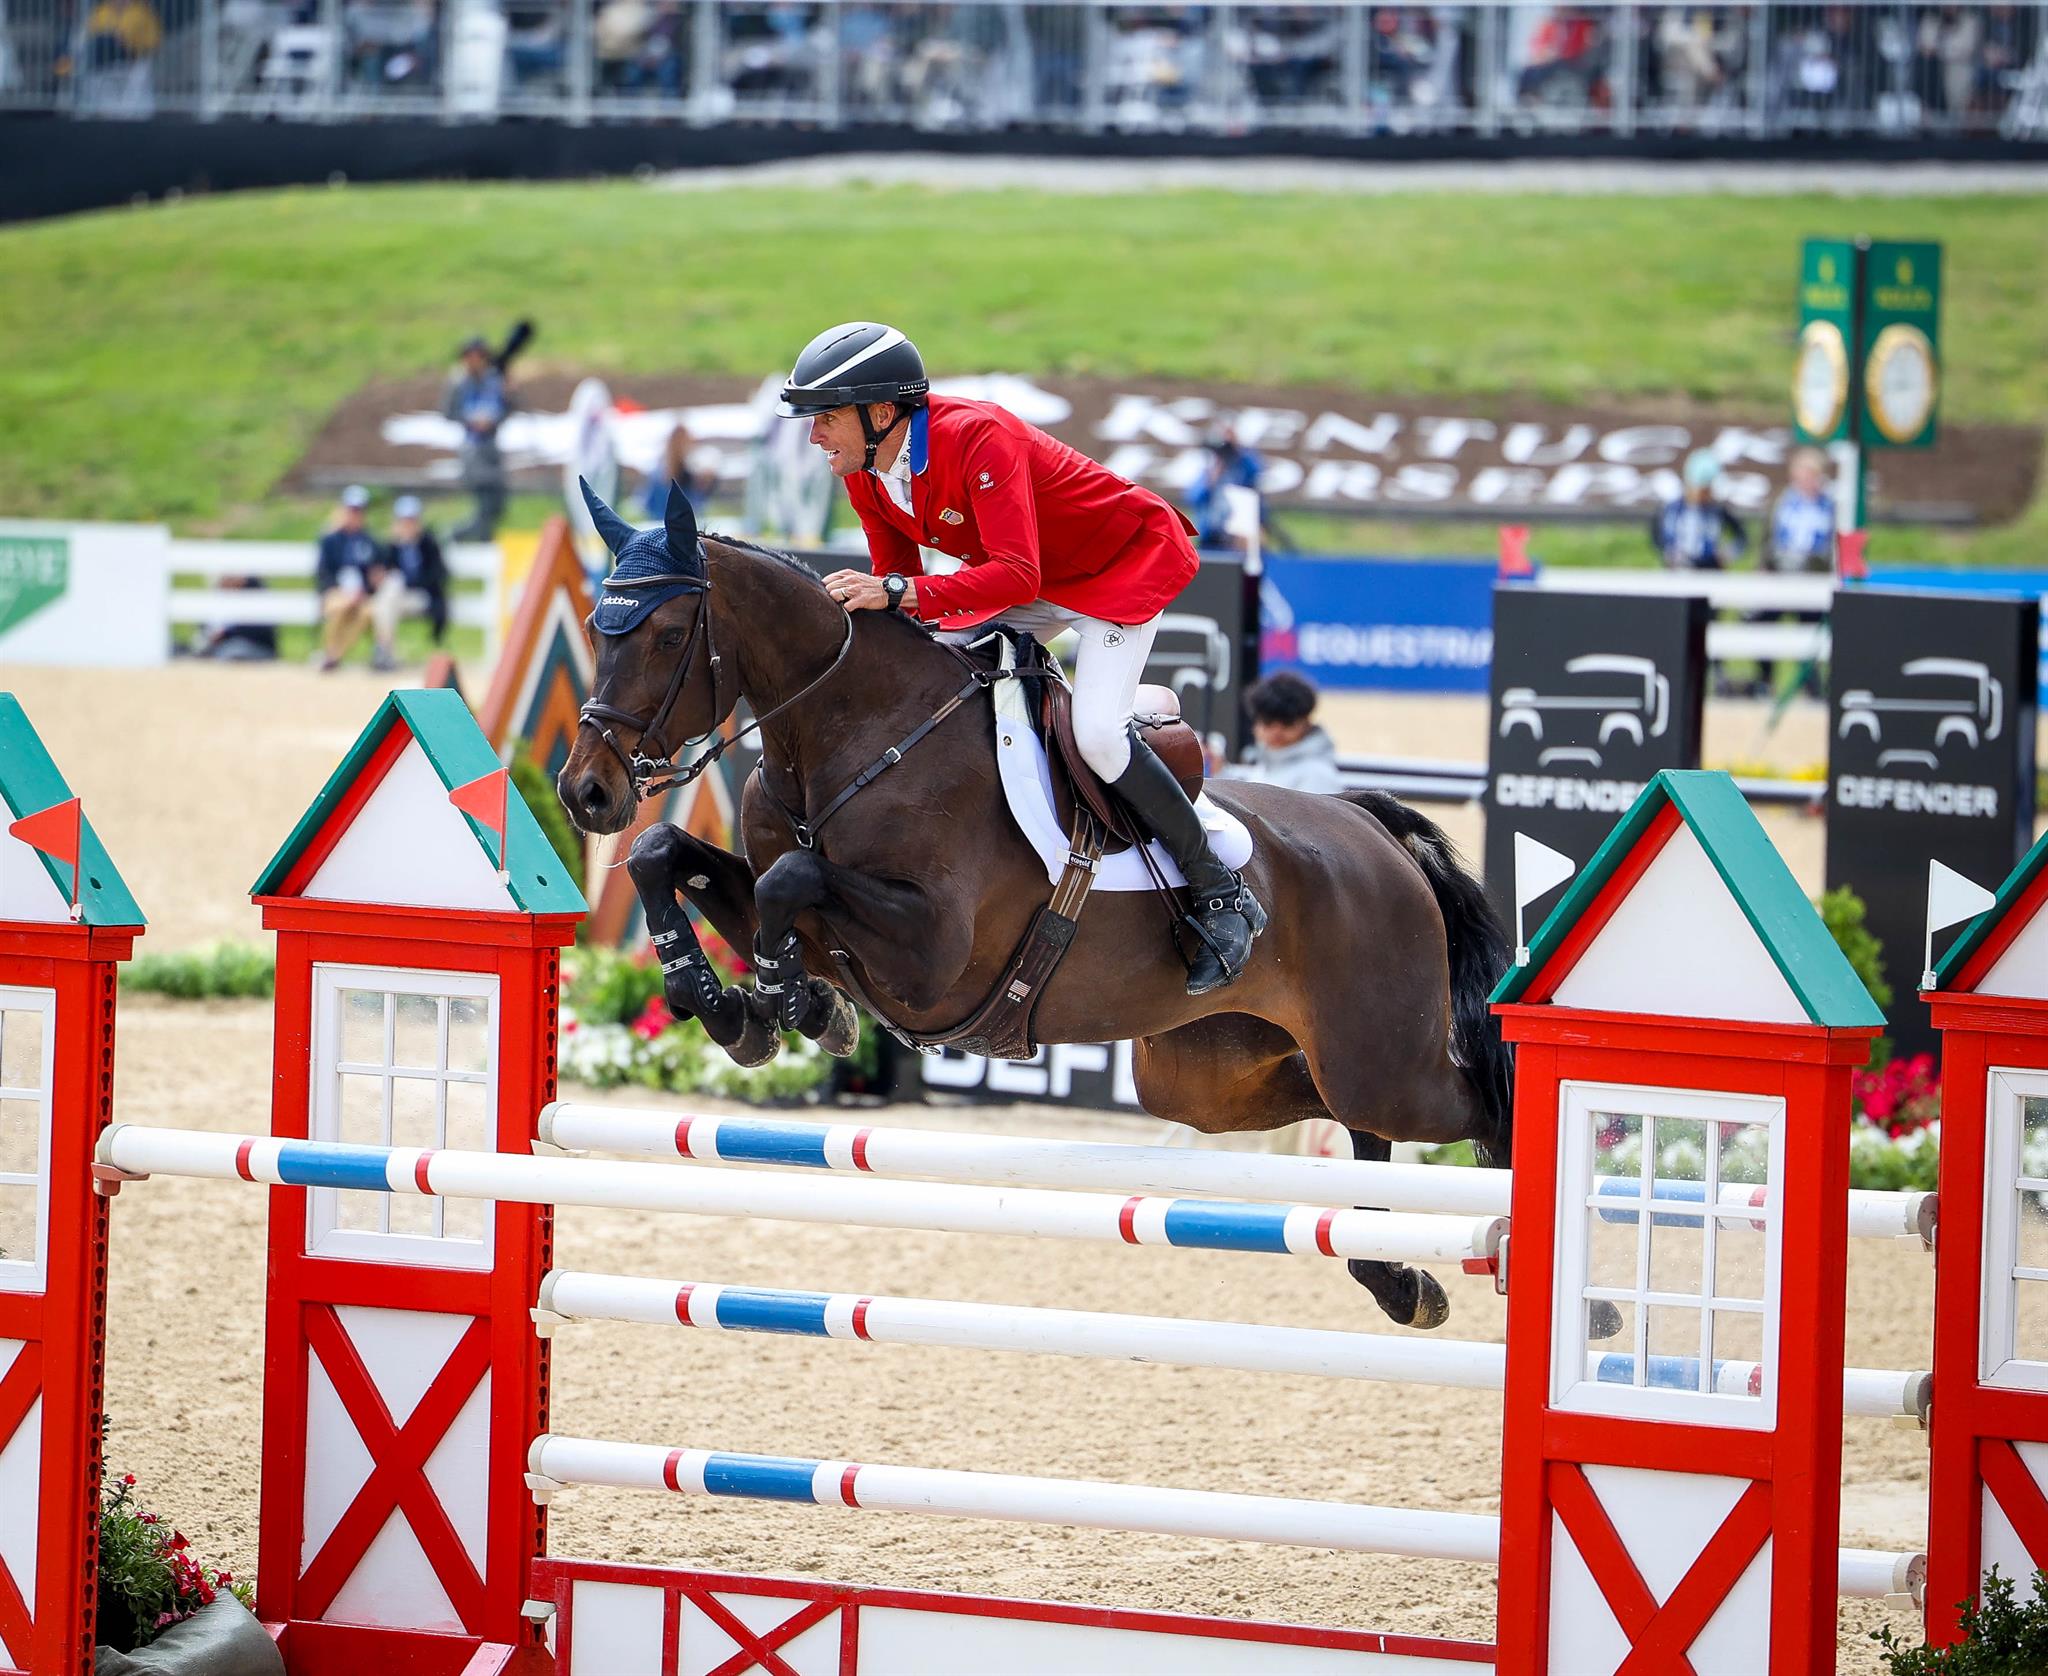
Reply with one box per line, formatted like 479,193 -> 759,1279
1110,732 -> 1267,995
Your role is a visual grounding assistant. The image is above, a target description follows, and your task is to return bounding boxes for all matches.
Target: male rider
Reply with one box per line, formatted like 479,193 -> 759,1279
786,320 -> 1265,995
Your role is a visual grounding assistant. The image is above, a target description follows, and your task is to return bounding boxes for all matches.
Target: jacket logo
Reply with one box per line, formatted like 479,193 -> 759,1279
939,507 -> 964,524
977,471 -> 994,489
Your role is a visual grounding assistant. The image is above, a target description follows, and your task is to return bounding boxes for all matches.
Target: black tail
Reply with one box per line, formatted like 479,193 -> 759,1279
1344,790 -> 1515,1167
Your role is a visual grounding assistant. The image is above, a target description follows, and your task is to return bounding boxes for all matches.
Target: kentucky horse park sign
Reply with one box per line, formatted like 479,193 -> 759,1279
293,371 -> 2035,528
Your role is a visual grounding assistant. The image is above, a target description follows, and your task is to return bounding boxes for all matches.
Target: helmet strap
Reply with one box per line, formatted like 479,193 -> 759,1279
857,403 -> 909,473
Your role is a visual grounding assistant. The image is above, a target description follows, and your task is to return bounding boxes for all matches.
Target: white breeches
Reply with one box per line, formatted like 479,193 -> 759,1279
945,600 -> 1161,783
370,574 -> 433,646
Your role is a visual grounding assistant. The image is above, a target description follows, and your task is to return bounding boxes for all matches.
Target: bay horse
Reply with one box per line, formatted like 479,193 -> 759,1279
558,483 -> 1516,1331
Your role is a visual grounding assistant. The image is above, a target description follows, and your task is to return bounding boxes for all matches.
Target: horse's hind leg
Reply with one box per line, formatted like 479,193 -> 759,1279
1132,1018 -> 1448,1329
1346,1129 -> 1450,1331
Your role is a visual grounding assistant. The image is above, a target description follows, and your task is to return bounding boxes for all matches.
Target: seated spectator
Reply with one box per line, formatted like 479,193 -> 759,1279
1188,424 -> 1262,550
1650,449 -> 1747,571
1657,5 -> 1741,113
1229,672 -> 1345,795
369,494 -> 449,670
188,576 -> 278,662
641,422 -> 720,521
84,0 -> 162,70
1516,3 -> 1603,106
315,485 -> 385,671
595,0 -> 654,88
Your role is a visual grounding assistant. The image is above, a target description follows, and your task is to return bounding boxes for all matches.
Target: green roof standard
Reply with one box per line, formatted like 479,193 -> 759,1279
1492,769 -> 1883,1029
0,691 -> 145,928
251,688 -> 586,918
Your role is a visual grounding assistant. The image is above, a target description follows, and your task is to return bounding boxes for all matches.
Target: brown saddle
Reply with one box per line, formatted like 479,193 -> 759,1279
1044,679 -> 1205,852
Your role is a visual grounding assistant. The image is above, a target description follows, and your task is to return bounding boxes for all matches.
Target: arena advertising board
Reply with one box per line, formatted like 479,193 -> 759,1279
921,1040 -> 1142,1108
1481,587 -> 1707,920
0,521 -> 171,667
1260,554 -> 1495,693
295,371 -> 2032,528
1826,587 -> 2036,1057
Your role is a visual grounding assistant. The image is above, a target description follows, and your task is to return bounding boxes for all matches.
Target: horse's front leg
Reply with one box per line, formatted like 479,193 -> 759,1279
750,849 -> 868,1058
625,823 -> 781,1067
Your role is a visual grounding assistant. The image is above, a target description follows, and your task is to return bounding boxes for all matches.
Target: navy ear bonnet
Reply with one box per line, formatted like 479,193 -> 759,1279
581,476 -> 708,637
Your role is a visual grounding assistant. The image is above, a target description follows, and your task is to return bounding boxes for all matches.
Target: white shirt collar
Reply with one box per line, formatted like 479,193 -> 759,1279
871,424 -> 913,510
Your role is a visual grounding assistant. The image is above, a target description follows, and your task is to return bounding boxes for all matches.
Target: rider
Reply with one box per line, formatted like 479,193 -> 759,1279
785,320 -> 1267,996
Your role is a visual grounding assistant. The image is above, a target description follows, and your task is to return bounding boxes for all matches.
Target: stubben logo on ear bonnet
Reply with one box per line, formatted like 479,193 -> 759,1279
580,476 -> 708,636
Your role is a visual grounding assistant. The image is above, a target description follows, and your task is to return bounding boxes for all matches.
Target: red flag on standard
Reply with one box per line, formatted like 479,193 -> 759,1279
9,796 -> 83,908
448,769 -> 511,871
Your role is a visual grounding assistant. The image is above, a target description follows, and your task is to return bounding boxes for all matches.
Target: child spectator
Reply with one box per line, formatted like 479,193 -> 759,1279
1230,671 -> 1345,795
315,485 -> 384,671
368,494 -> 449,671
1651,449 -> 1747,570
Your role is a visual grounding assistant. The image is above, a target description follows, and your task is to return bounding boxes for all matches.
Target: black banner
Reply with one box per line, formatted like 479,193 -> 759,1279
1482,586 -> 1708,922
920,1041 -> 1142,1108
1826,588 -> 2038,1057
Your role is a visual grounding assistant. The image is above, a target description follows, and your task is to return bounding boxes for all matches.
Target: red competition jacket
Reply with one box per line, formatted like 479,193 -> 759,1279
844,396 -> 1199,630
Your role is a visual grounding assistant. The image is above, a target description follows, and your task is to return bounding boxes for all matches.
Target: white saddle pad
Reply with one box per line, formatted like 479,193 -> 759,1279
990,659 -> 1253,893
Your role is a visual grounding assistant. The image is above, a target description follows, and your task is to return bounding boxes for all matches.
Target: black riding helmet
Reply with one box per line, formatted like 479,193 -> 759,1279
778,322 -> 929,469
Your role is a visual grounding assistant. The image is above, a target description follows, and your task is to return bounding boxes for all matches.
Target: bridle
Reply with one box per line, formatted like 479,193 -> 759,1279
577,570 -> 855,803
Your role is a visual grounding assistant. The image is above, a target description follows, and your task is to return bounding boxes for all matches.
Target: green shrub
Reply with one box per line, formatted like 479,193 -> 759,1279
510,742 -> 584,898
1876,1569 -> 2048,1673
121,942 -> 275,999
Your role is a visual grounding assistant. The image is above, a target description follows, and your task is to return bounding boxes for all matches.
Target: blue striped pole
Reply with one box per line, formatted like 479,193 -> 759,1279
96,1126 -> 1505,1266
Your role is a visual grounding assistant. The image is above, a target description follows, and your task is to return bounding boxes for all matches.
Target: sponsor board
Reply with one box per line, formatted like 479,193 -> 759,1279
1481,587 -> 1707,920
1259,555 -> 1495,693
1826,587 -> 2037,1057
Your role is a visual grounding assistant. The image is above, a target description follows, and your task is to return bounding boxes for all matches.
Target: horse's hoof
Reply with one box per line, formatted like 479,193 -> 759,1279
1405,1269 -> 1451,1330
806,983 -> 861,1059
1587,1299 -> 1623,1341
723,1010 -> 783,1068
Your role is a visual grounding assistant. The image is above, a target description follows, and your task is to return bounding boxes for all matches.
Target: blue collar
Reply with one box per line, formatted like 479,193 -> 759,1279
908,405 -> 930,476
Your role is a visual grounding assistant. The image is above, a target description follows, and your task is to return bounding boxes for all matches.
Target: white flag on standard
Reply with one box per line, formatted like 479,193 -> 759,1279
1512,833 -> 1578,966
1923,859 -> 1997,990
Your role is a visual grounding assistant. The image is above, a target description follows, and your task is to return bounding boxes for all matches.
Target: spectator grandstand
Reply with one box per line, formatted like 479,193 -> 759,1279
0,2 -> 2041,138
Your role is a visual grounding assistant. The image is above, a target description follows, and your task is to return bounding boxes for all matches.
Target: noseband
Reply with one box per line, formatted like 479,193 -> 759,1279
577,570 -> 854,803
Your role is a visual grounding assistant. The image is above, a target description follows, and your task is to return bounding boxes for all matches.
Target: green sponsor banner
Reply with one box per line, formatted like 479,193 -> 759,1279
0,535 -> 69,636
1792,238 -> 1857,446
1860,239 -> 1941,450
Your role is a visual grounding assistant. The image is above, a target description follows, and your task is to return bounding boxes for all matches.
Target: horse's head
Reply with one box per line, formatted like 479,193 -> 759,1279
557,477 -> 724,835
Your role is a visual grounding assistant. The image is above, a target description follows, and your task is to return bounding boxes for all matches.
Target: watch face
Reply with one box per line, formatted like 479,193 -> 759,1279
1792,320 -> 1849,441
1864,323 -> 1937,444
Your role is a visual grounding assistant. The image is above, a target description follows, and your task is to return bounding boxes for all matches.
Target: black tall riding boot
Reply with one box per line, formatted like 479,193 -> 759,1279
1110,732 -> 1268,996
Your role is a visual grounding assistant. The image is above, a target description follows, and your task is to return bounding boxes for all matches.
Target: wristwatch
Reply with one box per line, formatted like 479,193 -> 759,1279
883,573 -> 908,613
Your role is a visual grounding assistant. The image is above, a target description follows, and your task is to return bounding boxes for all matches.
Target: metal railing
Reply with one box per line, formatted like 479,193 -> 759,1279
4,1 -> 2042,138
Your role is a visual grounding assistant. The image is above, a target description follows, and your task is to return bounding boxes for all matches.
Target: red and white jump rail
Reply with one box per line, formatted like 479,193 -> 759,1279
94,1127 -> 1506,1268
535,1271 -> 1932,1425
521,1436 -> 1924,1603
537,1103 -> 1939,1244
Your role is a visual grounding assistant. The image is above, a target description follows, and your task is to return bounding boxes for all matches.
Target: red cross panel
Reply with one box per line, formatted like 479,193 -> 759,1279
0,1337 -> 44,1673
1548,1463 -> 1774,1673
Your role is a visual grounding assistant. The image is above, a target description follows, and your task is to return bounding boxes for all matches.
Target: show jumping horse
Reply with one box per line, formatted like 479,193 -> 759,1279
558,484 -> 1517,1331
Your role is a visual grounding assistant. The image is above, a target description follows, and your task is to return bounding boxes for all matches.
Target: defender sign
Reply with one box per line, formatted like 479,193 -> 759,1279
1483,587 -> 1707,920
1827,587 -> 2036,1057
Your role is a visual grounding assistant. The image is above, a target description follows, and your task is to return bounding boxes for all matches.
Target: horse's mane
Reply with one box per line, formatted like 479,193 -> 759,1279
702,530 -> 943,645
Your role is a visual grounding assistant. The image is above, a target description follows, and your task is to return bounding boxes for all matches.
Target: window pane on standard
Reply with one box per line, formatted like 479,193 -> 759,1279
335,1073 -> 386,1232
2021,1096 -> 2048,1181
2013,1276 -> 2048,1366
1647,1214 -> 1707,1298
0,1182 -> 36,1268
1714,1306 -> 1764,1366
340,989 -> 385,1066
1592,1297 -> 1638,1373
388,1078 -> 439,1236
0,1098 -> 39,1178
0,1008 -> 43,1092
2018,1189 -> 2048,1276
441,1080 -> 488,1243
393,992 -> 442,1074
447,996 -> 489,1075
1711,1214 -> 1768,1306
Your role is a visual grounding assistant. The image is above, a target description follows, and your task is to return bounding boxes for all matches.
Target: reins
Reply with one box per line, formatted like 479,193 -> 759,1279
577,570 -> 857,802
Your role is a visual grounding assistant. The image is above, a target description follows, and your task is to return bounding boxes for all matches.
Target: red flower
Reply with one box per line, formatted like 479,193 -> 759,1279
631,995 -> 674,1042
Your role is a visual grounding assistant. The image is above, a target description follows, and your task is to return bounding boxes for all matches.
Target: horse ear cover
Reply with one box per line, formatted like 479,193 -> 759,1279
583,476 -> 708,637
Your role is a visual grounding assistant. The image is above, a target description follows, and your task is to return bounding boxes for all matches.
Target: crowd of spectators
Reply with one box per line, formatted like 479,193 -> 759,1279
9,1 -> 2036,133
